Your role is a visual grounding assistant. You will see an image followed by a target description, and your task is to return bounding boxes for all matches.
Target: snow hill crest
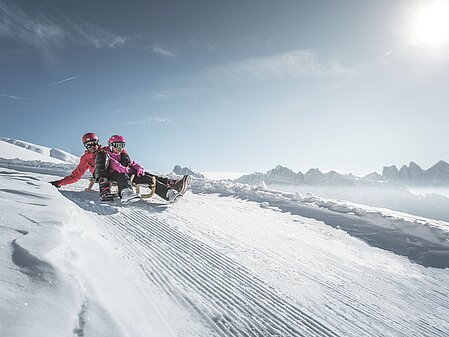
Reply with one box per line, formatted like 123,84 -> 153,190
0,137 -> 79,164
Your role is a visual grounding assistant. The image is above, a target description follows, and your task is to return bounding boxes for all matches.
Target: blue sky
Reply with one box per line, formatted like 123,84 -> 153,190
1,0 -> 448,175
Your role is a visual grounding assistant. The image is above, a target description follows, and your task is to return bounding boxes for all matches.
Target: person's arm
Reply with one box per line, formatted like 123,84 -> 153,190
120,152 -> 131,167
129,159 -> 145,176
109,156 -> 131,174
51,154 -> 88,187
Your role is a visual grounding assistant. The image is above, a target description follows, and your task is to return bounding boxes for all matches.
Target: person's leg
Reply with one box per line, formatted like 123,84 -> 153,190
95,151 -> 114,200
167,175 -> 191,194
94,150 -> 109,179
132,172 -> 153,185
154,176 -> 170,200
133,173 -> 170,200
110,171 -> 132,196
98,176 -> 113,200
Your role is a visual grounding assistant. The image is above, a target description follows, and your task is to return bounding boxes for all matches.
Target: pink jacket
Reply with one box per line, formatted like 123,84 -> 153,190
102,146 -> 145,176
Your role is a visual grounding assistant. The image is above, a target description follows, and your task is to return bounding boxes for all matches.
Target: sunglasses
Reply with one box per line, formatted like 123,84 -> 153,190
110,142 -> 125,149
84,140 -> 98,149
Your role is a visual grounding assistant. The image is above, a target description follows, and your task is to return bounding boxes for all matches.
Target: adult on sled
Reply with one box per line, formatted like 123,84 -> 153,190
96,134 -> 190,203
49,132 -> 101,188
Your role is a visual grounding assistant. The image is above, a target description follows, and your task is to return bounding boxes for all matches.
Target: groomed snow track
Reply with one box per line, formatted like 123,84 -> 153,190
64,192 -> 339,337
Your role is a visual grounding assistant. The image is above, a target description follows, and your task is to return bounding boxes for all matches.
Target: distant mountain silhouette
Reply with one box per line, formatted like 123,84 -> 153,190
173,165 -> 205,179
236,165 -> 359,186
235,161 -> 449,186
379,161 -> 449,186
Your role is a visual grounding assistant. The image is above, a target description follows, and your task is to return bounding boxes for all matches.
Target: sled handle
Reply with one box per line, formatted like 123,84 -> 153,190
141,176 -> 156,199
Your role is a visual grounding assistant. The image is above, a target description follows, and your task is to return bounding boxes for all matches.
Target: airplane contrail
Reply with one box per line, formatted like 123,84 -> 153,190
42,76 -> 77,88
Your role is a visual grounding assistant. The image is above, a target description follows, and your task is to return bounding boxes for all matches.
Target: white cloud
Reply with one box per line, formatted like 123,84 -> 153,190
0,92 -> 26,100
0,0 -> 126,59
71,21 -> 126,48
149,117 -> 172,123
126,117 -> 173,126
151,44 -> 176,58
0,1 -> 66,60
207,43 -> 216,53
150,92 -> 171,101
205,49 -> 359,80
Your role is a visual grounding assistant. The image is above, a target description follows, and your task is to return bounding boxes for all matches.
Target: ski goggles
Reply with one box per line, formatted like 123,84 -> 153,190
84,140 -> 99,149
110,142 -> 125,149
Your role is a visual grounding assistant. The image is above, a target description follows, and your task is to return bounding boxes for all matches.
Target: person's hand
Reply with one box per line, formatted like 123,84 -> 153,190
136,167 -> 145,176
49,180 -> 61,188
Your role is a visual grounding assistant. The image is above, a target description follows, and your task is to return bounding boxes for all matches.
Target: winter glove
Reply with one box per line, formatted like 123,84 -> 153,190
129,161 -> 145,176
50,180 -> 61,188
127,166 -> 144,177
136,167 -> 145,176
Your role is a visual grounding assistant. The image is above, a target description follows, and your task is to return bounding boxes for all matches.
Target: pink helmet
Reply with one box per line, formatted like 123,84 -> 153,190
108,135 -> 125,145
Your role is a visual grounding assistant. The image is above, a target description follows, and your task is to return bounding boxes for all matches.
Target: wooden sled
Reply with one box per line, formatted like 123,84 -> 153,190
85,174 -> 156,200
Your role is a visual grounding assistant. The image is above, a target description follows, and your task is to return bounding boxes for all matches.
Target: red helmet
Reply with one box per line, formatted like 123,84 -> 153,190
108,134 -> 125,144
82,132 -> 99,144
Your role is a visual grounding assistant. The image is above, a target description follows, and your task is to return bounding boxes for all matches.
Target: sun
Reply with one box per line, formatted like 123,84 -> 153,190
411,1 -> 449,46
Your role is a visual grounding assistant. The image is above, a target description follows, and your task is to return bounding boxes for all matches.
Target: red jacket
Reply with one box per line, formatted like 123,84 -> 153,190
57,149 -> 98,186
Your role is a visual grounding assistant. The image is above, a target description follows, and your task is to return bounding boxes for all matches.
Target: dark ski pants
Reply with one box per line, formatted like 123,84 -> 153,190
109,171 -> 133,195
133,172 -> 170,200
95,150 -> 132,195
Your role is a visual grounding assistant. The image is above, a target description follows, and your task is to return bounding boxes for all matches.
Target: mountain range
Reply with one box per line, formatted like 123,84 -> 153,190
235,161 -> 449,186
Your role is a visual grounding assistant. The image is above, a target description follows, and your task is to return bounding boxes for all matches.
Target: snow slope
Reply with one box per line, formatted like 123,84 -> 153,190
190,181 -> 449,269
0,137 -> 79,164
1,141 -> 449,336
0,138 -> 78,177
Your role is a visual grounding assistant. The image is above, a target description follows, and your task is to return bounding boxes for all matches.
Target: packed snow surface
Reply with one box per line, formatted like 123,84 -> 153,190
1,139 -> 449,336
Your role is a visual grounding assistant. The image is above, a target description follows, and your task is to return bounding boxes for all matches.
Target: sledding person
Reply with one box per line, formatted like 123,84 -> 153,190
96,134 -> 190,202
49,132 -> 102,188
94,136 -> 139,202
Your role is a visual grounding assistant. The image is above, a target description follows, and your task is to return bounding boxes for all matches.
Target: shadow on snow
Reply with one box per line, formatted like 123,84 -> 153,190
60,190 -> 170,216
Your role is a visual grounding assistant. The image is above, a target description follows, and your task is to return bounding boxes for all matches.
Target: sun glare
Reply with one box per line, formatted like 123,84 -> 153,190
411,1 -> 449,46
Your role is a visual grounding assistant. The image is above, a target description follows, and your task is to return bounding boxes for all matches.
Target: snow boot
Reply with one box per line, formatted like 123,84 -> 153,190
166,189 -> 182,203
99,177 -> 114,201
120,188 -> 140,203
168,175 -> 191,195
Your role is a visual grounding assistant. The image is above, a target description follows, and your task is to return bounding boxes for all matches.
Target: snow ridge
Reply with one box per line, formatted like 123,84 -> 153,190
191,179 -> 449,268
